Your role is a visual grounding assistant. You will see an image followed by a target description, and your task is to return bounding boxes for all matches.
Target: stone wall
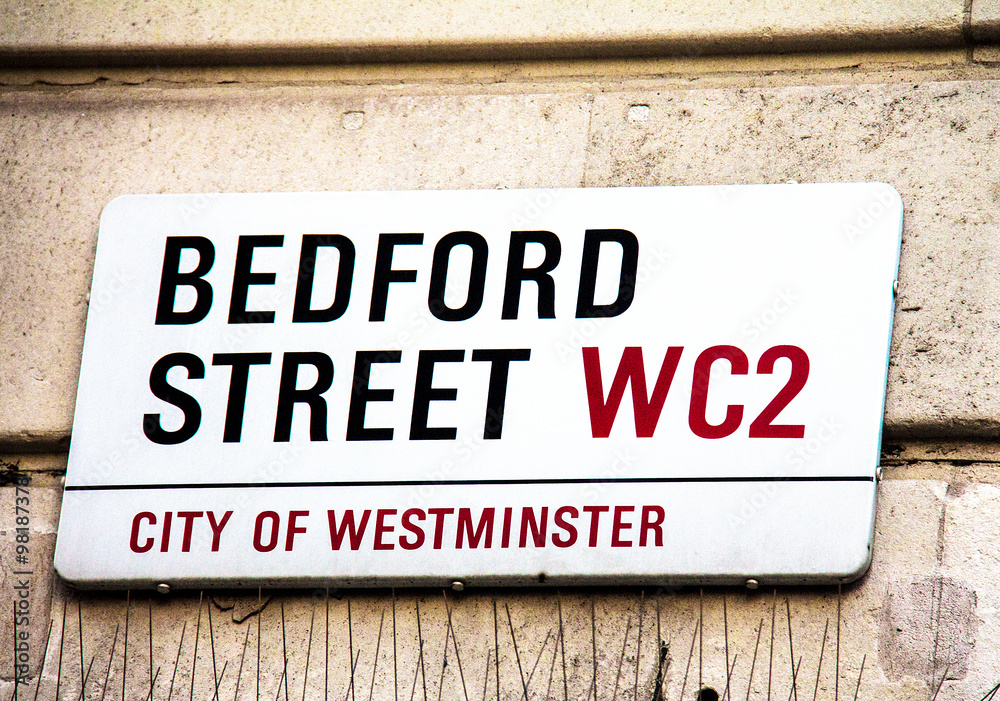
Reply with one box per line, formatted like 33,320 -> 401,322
2,2 -> 1000,698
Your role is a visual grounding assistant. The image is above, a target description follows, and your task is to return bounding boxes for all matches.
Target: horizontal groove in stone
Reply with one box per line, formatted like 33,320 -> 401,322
0,0 -> 970,68
972,0 -> 1000,41
0,30 -> 970,69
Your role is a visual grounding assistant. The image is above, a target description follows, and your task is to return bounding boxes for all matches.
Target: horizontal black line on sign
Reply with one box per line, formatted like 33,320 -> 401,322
64,476 -> 874,491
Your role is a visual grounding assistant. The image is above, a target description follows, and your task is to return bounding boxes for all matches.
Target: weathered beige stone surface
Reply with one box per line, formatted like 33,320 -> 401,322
972,0 -> 1000,41
4,73 -> 999,445
940,483 -> 1000,696
0,0 -> 967,65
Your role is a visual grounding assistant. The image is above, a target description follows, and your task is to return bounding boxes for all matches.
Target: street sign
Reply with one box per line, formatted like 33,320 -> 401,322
55,184 -> 903,588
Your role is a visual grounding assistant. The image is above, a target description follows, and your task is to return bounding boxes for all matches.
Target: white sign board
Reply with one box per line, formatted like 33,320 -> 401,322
55,184 -> 902,588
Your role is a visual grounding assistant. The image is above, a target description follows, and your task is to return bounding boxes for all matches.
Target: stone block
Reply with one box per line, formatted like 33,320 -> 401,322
972,0 -> 1000,41
932,483 -> 1000,697
879,576 -> 976,681
0,0 -> 967,65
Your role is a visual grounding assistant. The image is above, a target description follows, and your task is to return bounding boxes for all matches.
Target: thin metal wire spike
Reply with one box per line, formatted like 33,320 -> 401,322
812,619 -> 829,701
557,592 -> 568,701
233,620 -> 251,701
409,630 -> 422,701
144,668 -> 161,701
148,597 -> 154,701
698,588 -> 704,696
167,620 -> 186,701
420,600 -> 427,701
346,651 -> 360,701
148,597 -> 160,701
524,629 -> 553,690
436,608 -> 451,701
929,663 -> 949,701
56,595 -> 67,701
211,660 -> 228,701
416,600 -> 429,701
835,585 -> 841,701
328,588 -> 333,701
98,623 -> 120,701
492,600 -> 500,701
786,598 -> 797,701
656,594 -> 662,650
851,655 -> 865,701
768,590 -> 777,701
190,592 -> 203,701
745,618 -> 764,701
31,619 -> 53,701
678,620 -> 698,701
281,600 -> 290,701
785,658 -> 802,701
590,601 -> 597,701
258,588 -> 263,701
481,649 -> 492,701
347,598 -> 356,701
650,632 -> 668,701
78,597 -> 85,701
77,655 -> 96,701
722,654 -> 739,701
367,610 -> 386,701
303,602 -> 317,701
442,592 -> 470,701
612,618 -> 631,701
123,591 -> 131,701
504,603 -> 529,701
636,590 -> 644,701
979,680 -> 1000,701
544,629 -> 559,701
392,590 -> 398,701
723,596 -> 730,701
366,609 -> 385,701
209,598 -> 220,699
273,668 -> 286,701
